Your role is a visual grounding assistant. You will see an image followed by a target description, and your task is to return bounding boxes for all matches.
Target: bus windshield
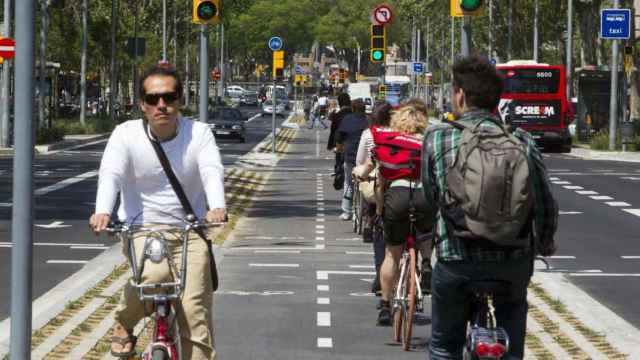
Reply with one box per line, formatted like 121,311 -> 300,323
499,68 -> 561,94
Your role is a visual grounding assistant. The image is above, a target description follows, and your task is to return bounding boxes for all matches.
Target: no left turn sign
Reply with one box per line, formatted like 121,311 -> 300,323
373,4 -> 393,25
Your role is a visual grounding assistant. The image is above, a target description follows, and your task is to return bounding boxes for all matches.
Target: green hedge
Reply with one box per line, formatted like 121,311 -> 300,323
589,131 -> 640,151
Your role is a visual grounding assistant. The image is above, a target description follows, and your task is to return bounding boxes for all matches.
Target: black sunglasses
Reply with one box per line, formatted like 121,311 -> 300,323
143,91 -> 179,106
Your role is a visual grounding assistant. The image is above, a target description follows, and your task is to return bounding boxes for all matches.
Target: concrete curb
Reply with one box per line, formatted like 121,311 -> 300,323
0,133 -> 110,156
565,146 -> 640,163
0,243 -> 123,357
532,269 -> 640,356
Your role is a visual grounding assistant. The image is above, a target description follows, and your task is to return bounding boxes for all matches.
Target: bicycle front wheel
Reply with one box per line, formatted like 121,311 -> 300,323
402,248 -> 417,351
392,257 -> 410,343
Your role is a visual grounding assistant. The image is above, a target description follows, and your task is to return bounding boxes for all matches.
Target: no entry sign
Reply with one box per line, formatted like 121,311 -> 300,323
0,38 -> 16,59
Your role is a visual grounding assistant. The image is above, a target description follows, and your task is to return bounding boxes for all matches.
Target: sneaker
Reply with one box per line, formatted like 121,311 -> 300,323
339,213 -> 352,221
377,303 -> 391,326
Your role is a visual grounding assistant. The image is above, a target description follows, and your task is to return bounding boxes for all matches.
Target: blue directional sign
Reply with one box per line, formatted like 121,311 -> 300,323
268,36 -> 283,51
295,64 -> 305,75
600,9 -> 631,40
413,62 -> 424,74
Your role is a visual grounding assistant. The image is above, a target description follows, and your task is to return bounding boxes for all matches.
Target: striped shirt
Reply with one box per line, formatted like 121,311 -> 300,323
421,109 -> 558,262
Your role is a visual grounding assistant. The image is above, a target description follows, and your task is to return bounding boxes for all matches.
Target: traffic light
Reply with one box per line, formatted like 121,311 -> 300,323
451,0 -> 483,16
370,24 -> 386,63
272,50 -> 285,79
193,0 -> 221,25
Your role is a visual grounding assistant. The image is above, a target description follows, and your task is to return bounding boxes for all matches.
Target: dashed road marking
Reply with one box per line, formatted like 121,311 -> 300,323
621,256 -> 640,259
46,260 -> 89,264
546,255 -> 576,259
570,273 -> 640,277
317,312 -> 331,327
317,297 -> 330,305
249,263 -> 300,268
552,181 -> 571,185
315,237 -> 325,241
346,251 -> 374,255
348,265 -> 375,269
590,195 -> 613,200
317,284 -> 329,291
605,201 -> 631,207
563,185 -> 583,190
316,225 -> 325,229
576,190 -> 598,195
254,250 -> 301,254
316,270 -> 376,280
317,337 -> 333,348
231,244 -> 324,251
559,211 -> 582,215
623,208 -> 640,217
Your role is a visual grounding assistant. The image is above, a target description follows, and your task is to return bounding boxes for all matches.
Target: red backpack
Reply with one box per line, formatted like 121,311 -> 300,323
371,126 -> 423,181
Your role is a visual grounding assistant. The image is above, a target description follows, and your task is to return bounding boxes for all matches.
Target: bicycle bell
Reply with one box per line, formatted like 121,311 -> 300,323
144,234 -> 168,264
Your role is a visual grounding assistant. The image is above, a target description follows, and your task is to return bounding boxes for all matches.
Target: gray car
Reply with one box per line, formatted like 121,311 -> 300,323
207,107 -> 247,143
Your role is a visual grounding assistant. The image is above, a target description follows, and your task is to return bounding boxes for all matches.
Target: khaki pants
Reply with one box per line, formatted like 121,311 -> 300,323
115,228 -> 216,360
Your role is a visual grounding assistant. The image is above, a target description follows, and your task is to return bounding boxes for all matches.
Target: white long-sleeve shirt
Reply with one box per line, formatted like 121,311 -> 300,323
95,118 -> 226,225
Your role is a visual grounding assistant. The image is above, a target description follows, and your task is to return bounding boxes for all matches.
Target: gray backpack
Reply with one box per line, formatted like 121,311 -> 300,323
444,117 -> 533,247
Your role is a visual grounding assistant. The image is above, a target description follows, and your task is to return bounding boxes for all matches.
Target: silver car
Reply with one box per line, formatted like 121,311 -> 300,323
261,100 -> 286,116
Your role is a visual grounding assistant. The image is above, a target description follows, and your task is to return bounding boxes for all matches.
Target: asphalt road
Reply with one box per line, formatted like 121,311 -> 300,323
0,104 -> 286,320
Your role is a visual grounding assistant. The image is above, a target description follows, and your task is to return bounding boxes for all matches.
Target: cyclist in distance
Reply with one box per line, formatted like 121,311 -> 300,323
421,56 -> 558,359
89,64 -> 226,359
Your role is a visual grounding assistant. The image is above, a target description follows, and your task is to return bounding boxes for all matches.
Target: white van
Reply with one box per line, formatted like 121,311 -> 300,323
347,83 -> 374,113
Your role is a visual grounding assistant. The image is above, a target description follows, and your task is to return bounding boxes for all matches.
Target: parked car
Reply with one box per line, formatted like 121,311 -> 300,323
207,107 -> 247,142
261,100 -> 286,117
225,85 -> 246,98
241,91 -> 259,106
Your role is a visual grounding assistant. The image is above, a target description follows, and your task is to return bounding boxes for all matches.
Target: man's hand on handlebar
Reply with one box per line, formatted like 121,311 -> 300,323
206,208 -> 227,223
89,213 -> 111,235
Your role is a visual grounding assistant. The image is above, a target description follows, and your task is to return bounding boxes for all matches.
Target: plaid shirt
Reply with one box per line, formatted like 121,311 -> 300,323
421,109 -> 558,262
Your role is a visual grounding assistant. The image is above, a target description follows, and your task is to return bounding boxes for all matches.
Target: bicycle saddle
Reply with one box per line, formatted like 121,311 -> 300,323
464,280 -> 510,295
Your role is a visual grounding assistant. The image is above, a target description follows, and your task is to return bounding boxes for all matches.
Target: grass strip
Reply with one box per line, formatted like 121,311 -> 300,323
525,332 -> 556,359
529,283 -> 628,359
528,304 -> 590,359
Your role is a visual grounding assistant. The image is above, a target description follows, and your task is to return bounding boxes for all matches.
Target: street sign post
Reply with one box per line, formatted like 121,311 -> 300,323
0,37 -> 16,59
413,62 -> 424,74
600,8 -> 631,40
372,4 -> 393,25
268,36 -> 283,51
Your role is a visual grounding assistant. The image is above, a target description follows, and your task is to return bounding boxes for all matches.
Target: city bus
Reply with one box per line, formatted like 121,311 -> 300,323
496,60 -> 574,152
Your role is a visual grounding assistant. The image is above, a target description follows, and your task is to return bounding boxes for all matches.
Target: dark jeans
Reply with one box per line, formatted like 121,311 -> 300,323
429,256 -> 533,360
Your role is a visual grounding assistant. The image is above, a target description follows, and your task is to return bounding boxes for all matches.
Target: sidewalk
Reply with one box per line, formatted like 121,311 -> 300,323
1,117 -> 639,359
0,133 -> 109,155
567,145 -> 640,163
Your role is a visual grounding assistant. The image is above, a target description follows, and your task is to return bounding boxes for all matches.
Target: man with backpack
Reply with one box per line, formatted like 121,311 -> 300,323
421,56 -> 558,359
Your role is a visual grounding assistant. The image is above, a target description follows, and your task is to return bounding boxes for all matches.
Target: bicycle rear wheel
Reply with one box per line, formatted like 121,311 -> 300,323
402,248 -> 417,351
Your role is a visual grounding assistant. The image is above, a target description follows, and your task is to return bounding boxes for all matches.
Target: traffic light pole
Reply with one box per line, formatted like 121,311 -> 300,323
609,0 -> 620,151
0,0 -> 12,147
199,24 -> 208,123
10,0 -> 36,358
272,76 -> 276,154
461,16 -> 471,57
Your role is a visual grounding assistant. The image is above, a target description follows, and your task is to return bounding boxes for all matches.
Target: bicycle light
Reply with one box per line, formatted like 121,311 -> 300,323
144,236 -> 168,264
475,341 -> 506,358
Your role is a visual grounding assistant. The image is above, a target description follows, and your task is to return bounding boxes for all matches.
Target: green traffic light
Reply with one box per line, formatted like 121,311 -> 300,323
460,0 -> 482,11
197,2 -> 217,20
371,50 -> 384,61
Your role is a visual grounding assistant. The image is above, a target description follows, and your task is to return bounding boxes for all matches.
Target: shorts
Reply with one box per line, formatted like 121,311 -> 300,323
383,186 -> 435,246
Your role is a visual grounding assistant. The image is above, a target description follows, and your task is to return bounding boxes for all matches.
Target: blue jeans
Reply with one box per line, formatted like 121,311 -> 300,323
429,256 -> 532,360
341,162 -> 354,215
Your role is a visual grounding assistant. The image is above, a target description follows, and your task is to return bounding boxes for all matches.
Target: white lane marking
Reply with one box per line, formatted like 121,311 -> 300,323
559,211 -> 583,215
569,273 -> 640,277
231,244 -> 325,251
621,177 -> 640,180
623,209 -> 640,217
549,169 -> 571,172
360,278 -> 375,283
316,130 -> 320,158
349,265 -> 375,269
249,263 -> 300,268
316,230 -> 325,234
317,338 -> 333,348
35,221 -> 72,229
563,185 -> 583,190
605,201 -> 631,207
34,170 -> 98,196
317,197 -> 325,201
316,225 -> 325,229
254,250 -> 301,254
317,285 -> 330,291
46,260 -> 89,264
548,177 -> 560,181
0,202 -> 12,207
317,312 -> 331,327
576,190 -> 598,195
552,181 -> 571,185
316,218 -> 325,222
346,251 -> 374,255
317,270 -> 376,280
545,255 -> 576,259
0,242 -> 105,247
217,290 -> 294,296
317,202 -> 325,206
316,173 -> 323,176
336,237 -> 360,241
591,169 -> 614,172
316,190 -> 323,194
350,292 -> 375,297
316,213 -> 325,217
317,297 -> 330,305
70,246 -> 110,250
318,207 -> 325,211
548,269 -> 602,273
590,195 -> 613,200
246,113 -> 262,122
621,256 -> 640,259
316,237 -> 325,241
243,236 -> 305,240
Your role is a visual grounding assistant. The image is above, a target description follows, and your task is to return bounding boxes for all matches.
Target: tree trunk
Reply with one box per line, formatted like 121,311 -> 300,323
575,0 -> 602,67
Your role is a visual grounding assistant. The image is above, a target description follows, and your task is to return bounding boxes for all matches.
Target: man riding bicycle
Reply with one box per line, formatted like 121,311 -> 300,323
421,56 -> 558,359
89,64 -> 226,359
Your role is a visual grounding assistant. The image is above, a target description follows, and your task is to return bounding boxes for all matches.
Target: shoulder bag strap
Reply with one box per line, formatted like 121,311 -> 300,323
143,120 -> 219,290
